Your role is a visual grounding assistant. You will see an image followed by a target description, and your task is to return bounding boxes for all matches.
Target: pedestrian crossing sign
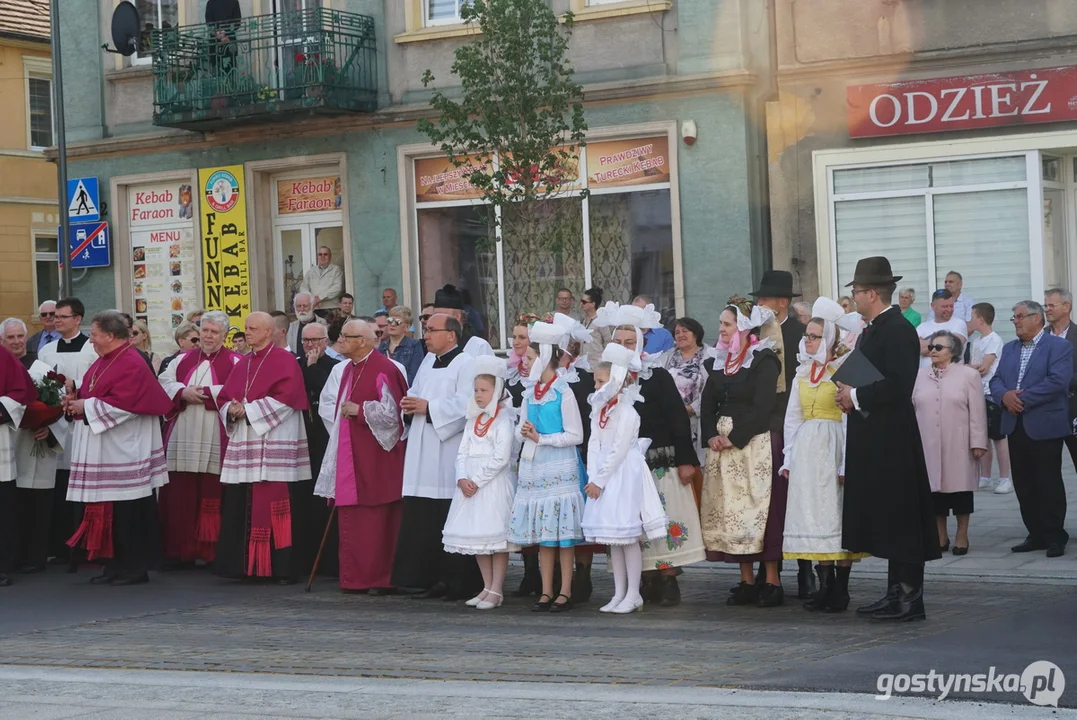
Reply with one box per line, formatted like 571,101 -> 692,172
67,177 -> 100,222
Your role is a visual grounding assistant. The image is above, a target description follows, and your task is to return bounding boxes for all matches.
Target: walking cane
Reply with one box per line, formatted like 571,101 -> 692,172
306,505 -> 337,592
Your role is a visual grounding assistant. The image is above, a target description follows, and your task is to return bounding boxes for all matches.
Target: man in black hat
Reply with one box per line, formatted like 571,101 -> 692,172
835,256 -> 940,621
750,270 -> 815,600
433,285 -> 493,358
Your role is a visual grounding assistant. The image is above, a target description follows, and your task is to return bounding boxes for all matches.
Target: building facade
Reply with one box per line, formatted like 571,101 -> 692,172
768,0 -> 1077,327
57,0 -> 774,352
0,1 -> 60,329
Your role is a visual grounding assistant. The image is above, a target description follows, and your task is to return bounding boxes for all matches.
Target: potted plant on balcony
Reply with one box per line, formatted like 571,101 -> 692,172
288,52 -> 339,101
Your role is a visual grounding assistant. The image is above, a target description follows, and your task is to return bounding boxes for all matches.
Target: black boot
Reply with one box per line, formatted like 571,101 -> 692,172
660,574 -> 681,607
642,570 -> 663,604
796,559 -> 817,600
856,563 -> 899,615
824,566 -> 851,613
512,554 -> 541,598
803,564 -> 833,611
871,584 -> 925,621
572,561 -> 593,604
727,581 -> 759,606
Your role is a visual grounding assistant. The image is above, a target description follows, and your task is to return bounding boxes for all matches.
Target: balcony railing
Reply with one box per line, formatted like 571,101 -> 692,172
151,8 -> 377,130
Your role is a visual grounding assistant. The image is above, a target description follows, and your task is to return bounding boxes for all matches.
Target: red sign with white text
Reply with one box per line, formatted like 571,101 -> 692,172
847,66 -> 1077,138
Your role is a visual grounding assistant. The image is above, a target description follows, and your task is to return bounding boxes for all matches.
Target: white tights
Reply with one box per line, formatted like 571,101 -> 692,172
602,544 -> 644,611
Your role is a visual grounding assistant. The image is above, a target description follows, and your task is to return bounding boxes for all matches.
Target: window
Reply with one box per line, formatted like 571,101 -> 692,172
34,235 -> 60,307
133,0 -> 180,65
424,0 -> 470,26
831,155 -> 1033,338
27,76 -> 52,150
413,134 -> 677,350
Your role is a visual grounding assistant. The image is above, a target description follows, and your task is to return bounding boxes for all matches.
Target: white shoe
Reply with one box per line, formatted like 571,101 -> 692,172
600,595 -> 625,613
611,595 -> 644,614
978,477 -> 993,490
994,478 -> 1014,494
466,589 -> 489,607
476,591 -> 503,610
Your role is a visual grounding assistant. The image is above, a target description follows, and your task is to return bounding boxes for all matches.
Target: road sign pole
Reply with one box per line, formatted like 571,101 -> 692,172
52,0 -> 71,297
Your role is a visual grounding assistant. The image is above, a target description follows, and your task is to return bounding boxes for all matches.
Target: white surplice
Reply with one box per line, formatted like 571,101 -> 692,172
464,336 -> 494,358
160,355 -> 240,474
401,349 -> 476,500
218,397 -> 311,484
67,399 -> 169,503
37,336 -> 97,472
0,388 -> 29,484
15,359 -> 70,490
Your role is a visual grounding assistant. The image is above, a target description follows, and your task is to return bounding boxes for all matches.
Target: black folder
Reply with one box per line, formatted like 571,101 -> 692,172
831,349 -> 884,388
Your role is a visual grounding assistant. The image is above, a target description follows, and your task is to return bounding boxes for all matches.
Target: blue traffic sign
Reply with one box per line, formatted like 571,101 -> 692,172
67,222 -> 111,269
67,177 -> 100,222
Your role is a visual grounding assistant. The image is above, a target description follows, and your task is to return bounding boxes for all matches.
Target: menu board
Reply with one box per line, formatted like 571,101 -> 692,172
131,227 -> 200,350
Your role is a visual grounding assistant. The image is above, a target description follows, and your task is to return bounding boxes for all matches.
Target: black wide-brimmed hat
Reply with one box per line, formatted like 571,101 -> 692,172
434,284 -> 465,310
845,256 -> 903,287
750,270 -> 800,298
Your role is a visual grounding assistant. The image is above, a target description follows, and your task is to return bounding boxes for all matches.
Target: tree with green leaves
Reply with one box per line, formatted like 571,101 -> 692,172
417,0 -> 588,318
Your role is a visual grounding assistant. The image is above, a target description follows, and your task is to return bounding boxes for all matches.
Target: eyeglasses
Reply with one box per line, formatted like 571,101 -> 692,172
419,314 -> 431,323
54,314 -> 75,320
927,344 -> 952,352
40,312 -> 55,318
387,318 -> 405,327
340,333 -> 364,340
425,328 -> 453,334
1011,314 -> 1033,322
803,333 -> 824,342
188,337 -> 201,344
301,337 -> 327,344
850,288 -> 871,296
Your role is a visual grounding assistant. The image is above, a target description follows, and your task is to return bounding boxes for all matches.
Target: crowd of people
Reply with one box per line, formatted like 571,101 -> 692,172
1,256 -> 1073,624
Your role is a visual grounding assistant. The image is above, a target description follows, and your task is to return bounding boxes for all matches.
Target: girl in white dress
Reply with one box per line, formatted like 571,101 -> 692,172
443,356 -> 518,610
582,344 -> 668,614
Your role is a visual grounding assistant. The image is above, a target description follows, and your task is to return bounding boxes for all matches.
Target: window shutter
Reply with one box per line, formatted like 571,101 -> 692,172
834,195 -> 930,303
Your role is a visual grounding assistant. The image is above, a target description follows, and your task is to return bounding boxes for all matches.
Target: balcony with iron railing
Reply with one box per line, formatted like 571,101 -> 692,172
151,8 -> 377,130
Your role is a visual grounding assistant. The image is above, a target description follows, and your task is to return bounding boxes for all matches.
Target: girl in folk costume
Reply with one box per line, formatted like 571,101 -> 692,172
700,298 -> 785,607
507,318 -> 590,613
781,298 -> 869,613
594,301 -> 704,607
443,356 -> 519,610
581,344 -> 668,614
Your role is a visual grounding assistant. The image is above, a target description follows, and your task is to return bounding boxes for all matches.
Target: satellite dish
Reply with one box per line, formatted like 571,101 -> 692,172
108,1 -> 141,57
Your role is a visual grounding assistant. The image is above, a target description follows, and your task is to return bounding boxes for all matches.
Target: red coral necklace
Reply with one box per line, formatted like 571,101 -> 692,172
474,404 -> 501,437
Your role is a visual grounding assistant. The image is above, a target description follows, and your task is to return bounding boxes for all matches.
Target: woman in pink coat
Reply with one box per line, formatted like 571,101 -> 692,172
912,330 -> 988,556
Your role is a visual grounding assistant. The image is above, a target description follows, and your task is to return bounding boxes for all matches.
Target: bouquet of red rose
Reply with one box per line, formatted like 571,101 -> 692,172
20,371 -> 65,457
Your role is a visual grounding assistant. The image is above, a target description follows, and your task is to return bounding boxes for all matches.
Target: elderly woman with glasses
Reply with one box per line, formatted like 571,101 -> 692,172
912,329 -> 987,555
378,305 -> 425,384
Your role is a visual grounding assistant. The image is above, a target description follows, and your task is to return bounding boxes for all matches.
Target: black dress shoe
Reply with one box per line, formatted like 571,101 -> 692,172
89,571 -> 116,585
856,584 -> 900,615
1012,539 -> 1047,553
1046,544 -> 1065,558
871,586 -> 926,621
952,546 -> 968,556
0,574 -> 12,587
112,572 -> 150,586
532,593 -> 554,612
549,593 -> 573,613
659,575 -> 681,607
411,582 -> 448,599
756,583 -> 785,608
939,540 -> 950,552
727,581 -> 759,606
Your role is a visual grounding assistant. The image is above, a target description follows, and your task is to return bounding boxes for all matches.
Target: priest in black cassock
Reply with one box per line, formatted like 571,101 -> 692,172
298,322 -> 341,577
750,271 -> 815,599
835,257 -> 940,621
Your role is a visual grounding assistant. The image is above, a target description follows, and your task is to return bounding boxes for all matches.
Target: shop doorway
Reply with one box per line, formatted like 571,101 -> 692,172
274,221 -> 345,312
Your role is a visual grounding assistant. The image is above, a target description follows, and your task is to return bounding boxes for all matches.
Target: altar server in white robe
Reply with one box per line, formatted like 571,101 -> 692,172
63,311 -> 174,586
158,310 -> 242,567
213,311 -> 312,584
391,313 -> 483,600
37,297 -> 97,564
0,345 -> 37,586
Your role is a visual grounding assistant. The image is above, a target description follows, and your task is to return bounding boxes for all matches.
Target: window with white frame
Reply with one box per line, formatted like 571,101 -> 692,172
424,0 -> 471,26
27,75 -> 52,150
132,0 -> 180,65
412,135 -> 676,349
34,235 -> 60,307
830,154 -> 1034,337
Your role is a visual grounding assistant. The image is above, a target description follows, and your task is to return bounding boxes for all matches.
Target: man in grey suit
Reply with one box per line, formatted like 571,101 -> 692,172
1045,288 -> 1077,469
26,301 -> 60,353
